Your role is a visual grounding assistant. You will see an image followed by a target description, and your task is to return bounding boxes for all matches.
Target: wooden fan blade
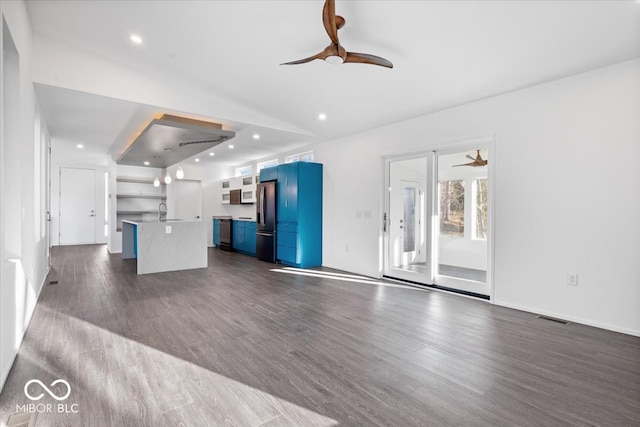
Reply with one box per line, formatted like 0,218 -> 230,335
322,0 -> 339,45
345,52 -> 393,68
281,52 -> 325,65
281,44 -> 340,65
466,155 -> 475,160
453,159 -> 488,167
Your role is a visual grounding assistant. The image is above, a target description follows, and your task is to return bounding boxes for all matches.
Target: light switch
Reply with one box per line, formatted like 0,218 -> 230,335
165,226 -> 172,234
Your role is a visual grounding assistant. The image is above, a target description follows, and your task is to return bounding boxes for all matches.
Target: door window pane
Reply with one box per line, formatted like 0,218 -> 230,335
403,187 -> 416,252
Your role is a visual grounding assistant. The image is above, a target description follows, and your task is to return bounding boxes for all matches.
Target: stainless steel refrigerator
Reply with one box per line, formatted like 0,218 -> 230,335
256,180 -> 277,262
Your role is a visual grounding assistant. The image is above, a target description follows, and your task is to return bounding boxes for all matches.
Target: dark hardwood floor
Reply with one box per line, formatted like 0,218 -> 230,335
1,245 -> 639,426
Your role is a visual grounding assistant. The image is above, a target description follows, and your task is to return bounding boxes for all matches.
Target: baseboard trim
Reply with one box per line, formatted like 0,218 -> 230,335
493,299 -> 640,337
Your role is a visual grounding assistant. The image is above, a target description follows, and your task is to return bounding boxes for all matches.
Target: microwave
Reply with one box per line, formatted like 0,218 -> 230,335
229,189 -> 242,205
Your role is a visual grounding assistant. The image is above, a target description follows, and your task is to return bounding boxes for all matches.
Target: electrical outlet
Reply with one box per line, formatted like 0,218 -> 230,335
345,244 -> 350,252
567,272 -> 578,286
165,226 -> 172,234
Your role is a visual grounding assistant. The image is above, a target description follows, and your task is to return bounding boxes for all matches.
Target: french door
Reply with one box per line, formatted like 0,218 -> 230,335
384,155 -> 433,283
383,143 -> 492,298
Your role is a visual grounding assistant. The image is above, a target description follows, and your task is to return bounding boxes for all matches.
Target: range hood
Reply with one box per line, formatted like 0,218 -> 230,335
117,114 -> 235,168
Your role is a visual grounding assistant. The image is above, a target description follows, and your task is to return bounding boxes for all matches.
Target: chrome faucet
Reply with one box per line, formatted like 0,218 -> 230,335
158,202 -> 168,222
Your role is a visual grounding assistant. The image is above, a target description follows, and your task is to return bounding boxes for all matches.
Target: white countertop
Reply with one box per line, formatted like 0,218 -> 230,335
122,219 -> 200,225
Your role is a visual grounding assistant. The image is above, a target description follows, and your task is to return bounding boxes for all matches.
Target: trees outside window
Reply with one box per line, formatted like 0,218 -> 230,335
474,178 -> 488,239
439,180 -> 465,236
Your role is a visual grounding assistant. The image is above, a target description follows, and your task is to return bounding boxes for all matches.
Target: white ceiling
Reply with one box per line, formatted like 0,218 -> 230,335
27,0 -> 640,167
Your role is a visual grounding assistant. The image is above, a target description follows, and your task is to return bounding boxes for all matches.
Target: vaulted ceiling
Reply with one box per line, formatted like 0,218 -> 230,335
27,0 -> 640,167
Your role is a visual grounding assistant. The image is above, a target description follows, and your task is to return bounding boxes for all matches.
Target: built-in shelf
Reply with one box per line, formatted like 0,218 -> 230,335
116,194 -> 167,200
116,176 -> 165,185
115,174 -> 166,234
116,210 -> 158,215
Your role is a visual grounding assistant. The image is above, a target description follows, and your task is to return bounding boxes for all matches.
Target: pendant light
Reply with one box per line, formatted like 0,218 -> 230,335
164,172 -> 172,184
176,167 -> 184,180
153,177 -> 160,187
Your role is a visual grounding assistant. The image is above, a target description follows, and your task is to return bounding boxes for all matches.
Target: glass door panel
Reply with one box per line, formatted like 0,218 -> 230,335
435,149 -> 490,297
384,156 -> 431,283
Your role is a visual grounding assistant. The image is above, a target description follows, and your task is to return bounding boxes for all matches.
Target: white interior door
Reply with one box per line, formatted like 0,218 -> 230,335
59,167 -> 96,245
175,180 -> 202,220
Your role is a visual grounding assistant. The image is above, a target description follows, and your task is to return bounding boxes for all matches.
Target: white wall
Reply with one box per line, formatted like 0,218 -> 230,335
315,59 -> 640,336
1,0 -> 50,390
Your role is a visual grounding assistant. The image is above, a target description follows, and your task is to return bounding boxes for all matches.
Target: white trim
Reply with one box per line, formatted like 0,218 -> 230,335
493,299 -> 640,337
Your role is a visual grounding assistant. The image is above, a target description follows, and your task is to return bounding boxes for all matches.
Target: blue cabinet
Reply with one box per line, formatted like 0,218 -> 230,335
213,219 -> 220,247
232,220 -> 257,256
259,166 -> 278,182
275,162 -> 322,268
277,162 -> 299,223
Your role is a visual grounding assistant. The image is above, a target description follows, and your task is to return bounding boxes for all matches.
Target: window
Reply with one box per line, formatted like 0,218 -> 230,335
285,151 -> 313,163
473,178 -> 488,239
257,159 -> 278,171
235,165 -> 253,177
439,180 -> 465,237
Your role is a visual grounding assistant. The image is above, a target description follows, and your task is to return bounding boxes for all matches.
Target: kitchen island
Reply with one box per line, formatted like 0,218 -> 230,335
121,219 -> 207,275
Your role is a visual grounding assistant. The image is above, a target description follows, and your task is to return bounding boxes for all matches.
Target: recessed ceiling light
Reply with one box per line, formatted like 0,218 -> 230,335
318,113 -> 327,121
195,158 -> 200,162
76,144 -> 84,149
229,144 -> 234,149
253,133 -> 260,140
209,152 -> 215,156
143,161 -> 150,166
130,34 -> 143,45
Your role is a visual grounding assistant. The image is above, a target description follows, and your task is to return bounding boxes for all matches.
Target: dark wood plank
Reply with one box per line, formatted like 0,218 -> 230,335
0,244 -> 638,426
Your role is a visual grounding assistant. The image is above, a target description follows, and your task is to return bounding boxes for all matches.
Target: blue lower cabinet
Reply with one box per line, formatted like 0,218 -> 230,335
232,221 -> 256,257
276,222 -> 298,266
213,219 -> 220,247
133,224 -> 138,258
245,222 -> 256,254
277,245 -> 297,265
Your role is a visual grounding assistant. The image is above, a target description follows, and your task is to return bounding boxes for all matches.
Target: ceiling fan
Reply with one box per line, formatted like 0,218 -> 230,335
281,0 -> 393,68
453,150 -> 488,167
